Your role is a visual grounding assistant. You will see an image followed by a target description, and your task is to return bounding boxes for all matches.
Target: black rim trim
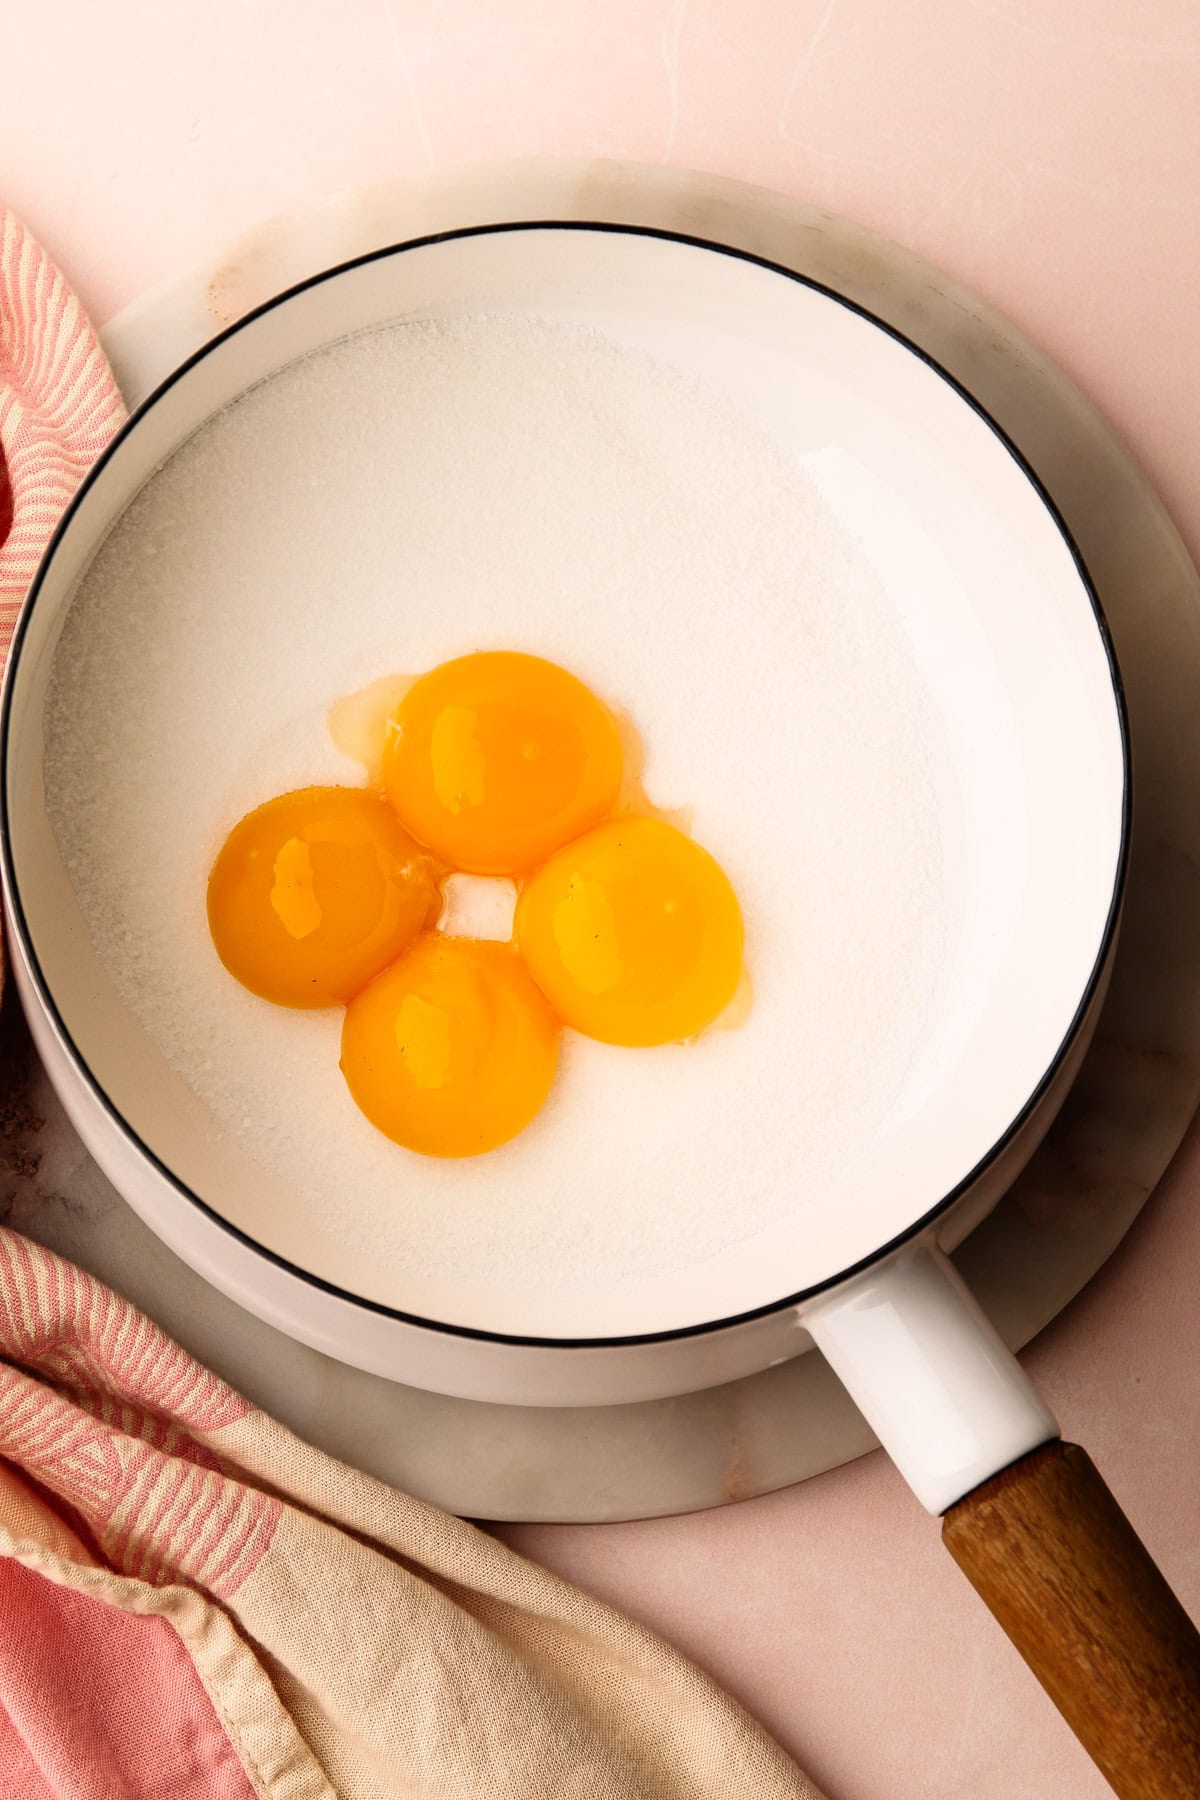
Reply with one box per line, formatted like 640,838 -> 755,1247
0,219 -> 1133,1350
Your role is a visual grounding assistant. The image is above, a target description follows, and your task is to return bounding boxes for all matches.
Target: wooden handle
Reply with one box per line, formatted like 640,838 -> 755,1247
943,1441 -> 1200,1798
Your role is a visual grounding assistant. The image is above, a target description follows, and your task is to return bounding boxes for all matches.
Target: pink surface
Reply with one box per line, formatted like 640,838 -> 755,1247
0,1558 -> 258,1800
2,5 -> 1198,1796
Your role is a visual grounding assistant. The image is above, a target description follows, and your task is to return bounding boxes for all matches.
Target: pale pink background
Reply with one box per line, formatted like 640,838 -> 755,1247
3,4 -> 1199,1796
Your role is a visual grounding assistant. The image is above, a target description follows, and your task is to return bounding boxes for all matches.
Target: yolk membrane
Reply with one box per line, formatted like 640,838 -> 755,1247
207,786 -> 437,1007
382,650 -> 623,874
515,816 -> 744,1047
340,934 -> 559,1157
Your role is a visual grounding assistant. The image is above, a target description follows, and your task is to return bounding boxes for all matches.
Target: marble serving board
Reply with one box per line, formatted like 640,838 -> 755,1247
6,160 -> 1200,1523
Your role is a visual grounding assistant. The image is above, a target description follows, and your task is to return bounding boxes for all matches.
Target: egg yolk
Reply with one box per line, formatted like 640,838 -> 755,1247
209,652 -> 749,1158
208,787 -> 437,1007
383,651 -> 623,874
340,935 -> 558,1157
515,816 -> 744,1047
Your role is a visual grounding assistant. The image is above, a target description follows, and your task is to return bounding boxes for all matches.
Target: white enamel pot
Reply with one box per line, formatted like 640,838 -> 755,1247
3,223 -> 1198,1792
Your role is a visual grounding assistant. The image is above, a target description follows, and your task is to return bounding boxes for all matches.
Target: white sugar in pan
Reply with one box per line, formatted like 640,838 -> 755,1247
10,227 -> 1124,1344
44,316 -> 943,1313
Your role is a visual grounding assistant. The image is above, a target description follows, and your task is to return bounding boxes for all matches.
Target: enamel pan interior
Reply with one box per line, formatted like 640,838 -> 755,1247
0,224 -> 1129,1343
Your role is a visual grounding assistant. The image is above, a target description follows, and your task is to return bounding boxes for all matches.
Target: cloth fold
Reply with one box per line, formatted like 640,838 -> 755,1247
0,205 -> 821,1799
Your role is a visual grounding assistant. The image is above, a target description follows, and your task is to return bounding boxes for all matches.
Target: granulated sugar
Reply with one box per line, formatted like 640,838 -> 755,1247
44,313 -> 944,1293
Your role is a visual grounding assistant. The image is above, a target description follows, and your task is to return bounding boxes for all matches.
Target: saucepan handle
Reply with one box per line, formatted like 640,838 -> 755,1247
943,1441 -> 1200,1799
802,1246 -> 1200,1798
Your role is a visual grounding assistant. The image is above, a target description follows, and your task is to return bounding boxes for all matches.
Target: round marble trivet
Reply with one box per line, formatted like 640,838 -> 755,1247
7,160 -> 1199,1523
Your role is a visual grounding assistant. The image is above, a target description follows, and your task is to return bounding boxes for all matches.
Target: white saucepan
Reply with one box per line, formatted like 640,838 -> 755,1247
2,224 -> 1197,1794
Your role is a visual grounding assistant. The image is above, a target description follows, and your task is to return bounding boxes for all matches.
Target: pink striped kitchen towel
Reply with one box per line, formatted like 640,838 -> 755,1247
0,209 -> 124,658
0,205 -> 823,1800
